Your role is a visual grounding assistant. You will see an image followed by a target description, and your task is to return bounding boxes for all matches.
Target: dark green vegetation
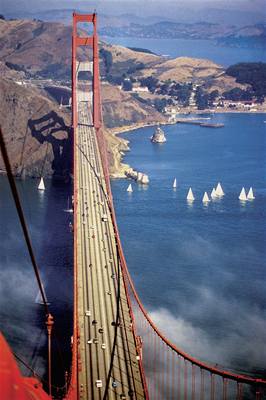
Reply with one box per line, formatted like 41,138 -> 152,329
100,48 -> 113,75
195,88 -> 219,109
226,63 -> 266,100
158,82 -> 192,106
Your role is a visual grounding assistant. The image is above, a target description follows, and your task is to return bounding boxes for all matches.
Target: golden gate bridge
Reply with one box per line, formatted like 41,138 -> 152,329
0,11 -> 265,400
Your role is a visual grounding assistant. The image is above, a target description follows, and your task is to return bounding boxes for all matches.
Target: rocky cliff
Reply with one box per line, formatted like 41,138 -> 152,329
0,69 -> 72,179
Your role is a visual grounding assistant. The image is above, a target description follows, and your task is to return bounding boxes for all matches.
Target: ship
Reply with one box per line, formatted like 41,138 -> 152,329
150,126 -> 166,143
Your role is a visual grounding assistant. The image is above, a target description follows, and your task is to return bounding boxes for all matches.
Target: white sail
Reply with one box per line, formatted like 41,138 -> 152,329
211,188 -> 217,198
35,283 -> 50,305
239,187 -> 247,201
173,178 -> 177,189
187,187 -> 195,201
247,187 -> 255,200
38,177 -> 45,191
202,192 -> 210,203
64,197 -> 74,213
21,168 -> 26,180
127,184 -> 133,192
215,182 -> 224,197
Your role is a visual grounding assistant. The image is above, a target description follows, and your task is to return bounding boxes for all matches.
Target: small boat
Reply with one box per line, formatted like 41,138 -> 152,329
187,187 -> 195,201
202,192 -> 210,203
239,187 -> 247,201
211,188 -> 217,199
38,177 -> 45,191
64,197 -> 74,213
215,182 -> 224,197
173,178 -> 177,189
127,184 -> 133,193
247,187 -> 255,200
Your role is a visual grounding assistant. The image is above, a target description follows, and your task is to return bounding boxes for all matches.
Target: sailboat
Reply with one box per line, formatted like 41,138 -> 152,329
20,168 -> 26,180
127,184 -> 133,193
210,188 -> 217,199
64,197 -> 74,213
38,177 -> 45,191
247,187 -> 255,200
239,187 -> 247,201
187,187 -> 195,201
202,192 -> 210,203
173,178 -> 177,189
215,182 -> 224,197
35,283 -> 50,305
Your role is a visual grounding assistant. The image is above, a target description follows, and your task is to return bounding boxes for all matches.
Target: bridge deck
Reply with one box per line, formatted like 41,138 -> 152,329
75,94 -> 145,400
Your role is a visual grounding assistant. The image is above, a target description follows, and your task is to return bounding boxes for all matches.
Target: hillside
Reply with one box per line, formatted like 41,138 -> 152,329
0,70 -> 71,179
0,18 -> 245,93
1,18 -> 262,178
0,19 -> 73,78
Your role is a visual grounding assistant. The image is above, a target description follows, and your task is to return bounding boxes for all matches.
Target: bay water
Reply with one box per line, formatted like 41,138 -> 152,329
101,36 -> 266,66
0,115 -> 265,383
0,179 -> 73,392
111,113 -> 266,373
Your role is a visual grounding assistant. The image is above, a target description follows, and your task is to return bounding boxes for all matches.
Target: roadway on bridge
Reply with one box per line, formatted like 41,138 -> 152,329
75,93 -> 146,400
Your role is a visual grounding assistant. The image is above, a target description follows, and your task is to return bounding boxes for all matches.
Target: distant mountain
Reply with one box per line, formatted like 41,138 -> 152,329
99,20 -> 266,49
99,20 -> 233,40
218,24 -> 266,49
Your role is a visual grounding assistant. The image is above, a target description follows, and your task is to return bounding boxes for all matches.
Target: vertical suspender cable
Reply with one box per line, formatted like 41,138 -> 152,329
201,368 -> 205,400
184,359 -> 188,400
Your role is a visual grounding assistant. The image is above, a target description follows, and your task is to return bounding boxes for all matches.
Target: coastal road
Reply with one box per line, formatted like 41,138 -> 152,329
75,92 -> 146,400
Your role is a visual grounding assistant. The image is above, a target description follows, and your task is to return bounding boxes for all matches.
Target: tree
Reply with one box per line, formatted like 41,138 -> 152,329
195,87 -> 209,109
139,76 -> 158,93
222,88 -> 253,101
122,79 -> 133,91
154,98 -> 168,112
100,48 -> 113,75
226,62 -> 266,99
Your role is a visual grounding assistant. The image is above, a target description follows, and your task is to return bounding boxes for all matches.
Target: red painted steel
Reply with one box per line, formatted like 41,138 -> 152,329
0,333 -> 51,400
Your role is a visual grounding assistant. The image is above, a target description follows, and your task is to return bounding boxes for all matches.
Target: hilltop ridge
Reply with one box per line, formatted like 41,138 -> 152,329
0,18 -> 265,179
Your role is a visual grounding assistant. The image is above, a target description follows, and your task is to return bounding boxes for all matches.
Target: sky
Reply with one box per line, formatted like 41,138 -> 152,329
1,0 -> 265,27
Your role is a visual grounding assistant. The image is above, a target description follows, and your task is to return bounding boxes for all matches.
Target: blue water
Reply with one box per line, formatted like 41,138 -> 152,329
101,36 -> 266,66
111,113 -> 266,372
0,179 -> 73,392
0,114 -> 265,382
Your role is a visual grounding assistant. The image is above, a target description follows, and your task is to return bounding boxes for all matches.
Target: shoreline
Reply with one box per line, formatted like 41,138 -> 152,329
107,110 -> 266,179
